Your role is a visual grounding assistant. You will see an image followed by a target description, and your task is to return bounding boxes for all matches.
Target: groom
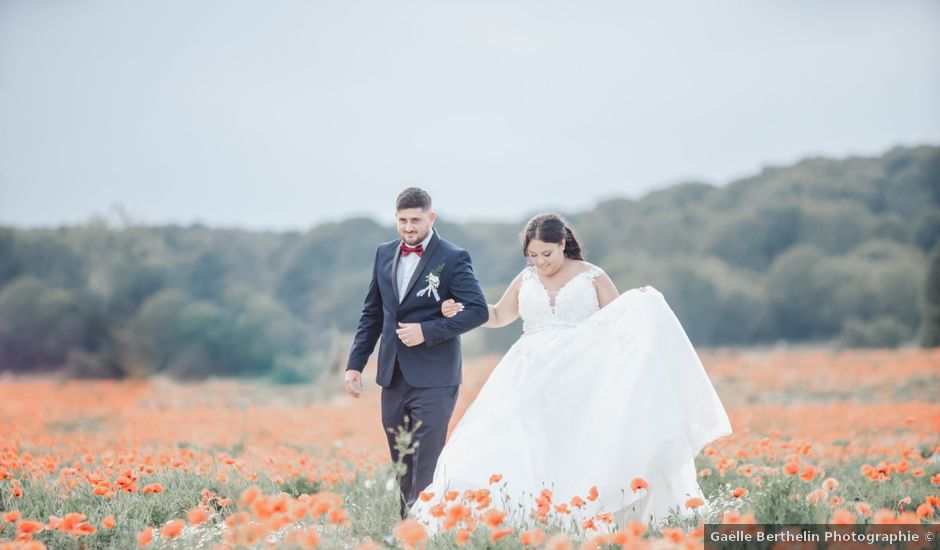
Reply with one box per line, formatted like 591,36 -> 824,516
344,187 -> 489,518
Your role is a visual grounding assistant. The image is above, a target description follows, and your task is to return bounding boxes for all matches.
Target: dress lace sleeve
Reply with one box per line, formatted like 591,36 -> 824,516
585,264 -> 605,280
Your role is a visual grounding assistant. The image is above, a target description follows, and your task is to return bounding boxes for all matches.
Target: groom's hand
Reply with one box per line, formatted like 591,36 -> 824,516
396,322 -> 425,347
344,370 -> 363,398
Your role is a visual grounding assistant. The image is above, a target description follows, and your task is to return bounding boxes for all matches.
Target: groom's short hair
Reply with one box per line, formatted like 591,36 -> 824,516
396,187 -> 432,211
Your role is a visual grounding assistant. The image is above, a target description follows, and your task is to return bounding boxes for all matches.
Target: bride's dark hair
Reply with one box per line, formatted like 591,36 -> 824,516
521,213 -> 584,261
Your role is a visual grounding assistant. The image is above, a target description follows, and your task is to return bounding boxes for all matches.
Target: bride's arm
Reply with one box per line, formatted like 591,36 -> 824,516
482,272 -> 523,328
442,271 -> 523,328
594,271 -> 620,309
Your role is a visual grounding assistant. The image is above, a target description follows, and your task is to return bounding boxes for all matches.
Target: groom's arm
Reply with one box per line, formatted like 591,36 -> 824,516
420,249 -> 488,347
346,247 -> 384,372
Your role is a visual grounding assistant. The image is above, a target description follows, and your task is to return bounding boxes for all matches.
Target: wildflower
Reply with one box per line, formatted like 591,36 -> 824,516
662,528 -> 684,544
491,528 -> 513,541
239,486 -> 261,507
328,508 -> 349,525
546,533 -> 573,550
627,521 -> 646,537
829,509 -> 854,524
483,508 -> 506,528
137,526 -> 154,547
444,503 -> 470,531
61,513 -> 87,532
293,528 -> 321,549
393,519 -> 427,550
17,520 -> 44,536
187,507 -> 208,526
873,509 -> 896,524
799,465 -> 816,481
630,477 -> 649,493
159,519 -> 184,539
685,497 -> 705,509
520,529 -> 545,546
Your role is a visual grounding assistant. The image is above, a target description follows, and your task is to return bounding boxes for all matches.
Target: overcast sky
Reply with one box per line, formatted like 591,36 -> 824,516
1,0 -> 938,231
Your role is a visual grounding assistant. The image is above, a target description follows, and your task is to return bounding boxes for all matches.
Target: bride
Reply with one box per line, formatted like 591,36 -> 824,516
408,213 -> 732,532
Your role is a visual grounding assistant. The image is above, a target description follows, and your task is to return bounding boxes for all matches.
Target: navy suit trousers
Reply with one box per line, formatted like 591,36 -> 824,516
382,361 -> 459,519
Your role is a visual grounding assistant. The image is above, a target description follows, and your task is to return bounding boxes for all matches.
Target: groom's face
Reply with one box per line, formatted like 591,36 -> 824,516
396,207 -> 436,246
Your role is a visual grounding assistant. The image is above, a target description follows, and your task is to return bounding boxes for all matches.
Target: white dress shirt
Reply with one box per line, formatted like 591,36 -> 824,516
397,229 -> 435,303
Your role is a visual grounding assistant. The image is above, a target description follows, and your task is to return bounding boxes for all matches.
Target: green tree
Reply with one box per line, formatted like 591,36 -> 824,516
766,245 -> 829,340
187,250 -> 229,302
0,227 -> 20,286
840,316 -> 909,348
0,277 -> 92,370
704,204 -> 802,270
15,234 -> 87,289
914,211 -> 940,251
920,243 -> 940,347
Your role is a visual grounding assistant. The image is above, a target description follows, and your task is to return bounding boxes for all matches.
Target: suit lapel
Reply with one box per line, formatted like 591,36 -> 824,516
390,242 -> 401,304
401,230 -> 441,303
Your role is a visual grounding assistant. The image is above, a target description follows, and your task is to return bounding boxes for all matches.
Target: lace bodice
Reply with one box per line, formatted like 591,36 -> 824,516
518,264 -> 604,335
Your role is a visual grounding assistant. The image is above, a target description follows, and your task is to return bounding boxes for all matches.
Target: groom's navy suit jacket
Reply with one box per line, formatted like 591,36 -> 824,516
346,230 -> 489,388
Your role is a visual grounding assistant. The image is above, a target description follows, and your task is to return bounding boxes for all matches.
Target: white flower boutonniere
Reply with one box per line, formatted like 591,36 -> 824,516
416,262 -> 445,302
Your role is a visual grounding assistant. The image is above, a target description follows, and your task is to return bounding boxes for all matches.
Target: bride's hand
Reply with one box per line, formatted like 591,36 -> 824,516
441,299 -> 465,318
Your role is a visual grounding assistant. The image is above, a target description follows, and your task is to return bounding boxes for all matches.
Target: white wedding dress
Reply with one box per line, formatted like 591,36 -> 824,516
409,265 -> 732,531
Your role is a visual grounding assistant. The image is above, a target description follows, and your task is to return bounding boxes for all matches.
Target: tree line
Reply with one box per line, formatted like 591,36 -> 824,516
0,145 -> 937,382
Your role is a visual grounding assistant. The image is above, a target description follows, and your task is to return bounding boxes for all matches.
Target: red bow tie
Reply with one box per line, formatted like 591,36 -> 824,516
400,243 -> 424,257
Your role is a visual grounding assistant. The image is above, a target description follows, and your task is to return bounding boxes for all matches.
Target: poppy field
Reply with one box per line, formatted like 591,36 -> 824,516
1,348 -> 938,549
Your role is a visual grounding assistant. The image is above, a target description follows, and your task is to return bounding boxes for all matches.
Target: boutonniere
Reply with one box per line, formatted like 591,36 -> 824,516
416,262 -> 445,302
